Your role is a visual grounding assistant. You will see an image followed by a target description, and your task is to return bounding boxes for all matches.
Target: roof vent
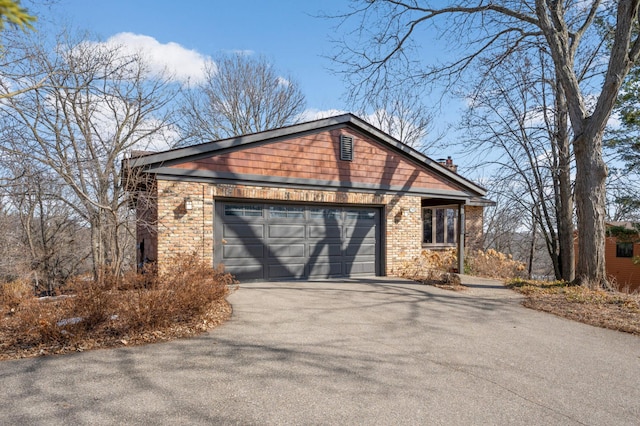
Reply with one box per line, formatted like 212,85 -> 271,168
340,135 -> 354,161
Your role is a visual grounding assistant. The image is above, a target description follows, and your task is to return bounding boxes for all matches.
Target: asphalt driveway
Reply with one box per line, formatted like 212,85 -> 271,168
1,277 -> 639,425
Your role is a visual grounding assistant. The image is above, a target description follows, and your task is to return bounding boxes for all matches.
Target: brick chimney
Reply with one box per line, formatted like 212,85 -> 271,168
438,156 -> 458,173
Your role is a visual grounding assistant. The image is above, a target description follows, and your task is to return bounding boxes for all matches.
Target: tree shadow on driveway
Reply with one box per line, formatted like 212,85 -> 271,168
1,278 -> 639,425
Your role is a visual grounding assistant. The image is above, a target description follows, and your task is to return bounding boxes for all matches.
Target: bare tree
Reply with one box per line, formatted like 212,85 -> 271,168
179,53 -> 306,144
482,192 -> 555,279
606,168 -> 640,221
462,49 -> 575,281
332,1 -> 640,287
6,166 -> 89,292
357,84 -> 438,152
0,29 -> 177,279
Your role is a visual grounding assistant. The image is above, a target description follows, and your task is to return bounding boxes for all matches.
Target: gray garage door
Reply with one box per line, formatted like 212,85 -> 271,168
214,202 -> 381,281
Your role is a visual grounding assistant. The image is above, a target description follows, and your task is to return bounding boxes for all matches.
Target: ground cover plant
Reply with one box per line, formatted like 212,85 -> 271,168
507,279 -> 640,335
0,254 -> 237,360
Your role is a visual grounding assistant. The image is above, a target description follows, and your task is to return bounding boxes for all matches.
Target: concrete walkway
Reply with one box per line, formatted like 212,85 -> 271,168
1,277 -> 639,425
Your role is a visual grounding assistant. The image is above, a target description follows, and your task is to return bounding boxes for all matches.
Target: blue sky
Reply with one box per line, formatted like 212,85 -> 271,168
49,0 -> 359,113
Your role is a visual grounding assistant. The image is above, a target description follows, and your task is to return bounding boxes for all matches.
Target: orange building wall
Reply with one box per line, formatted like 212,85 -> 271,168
605,237 -> 640,293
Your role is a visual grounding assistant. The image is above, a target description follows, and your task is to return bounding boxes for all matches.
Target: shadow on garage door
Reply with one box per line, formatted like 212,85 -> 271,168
214,201 -> 381,281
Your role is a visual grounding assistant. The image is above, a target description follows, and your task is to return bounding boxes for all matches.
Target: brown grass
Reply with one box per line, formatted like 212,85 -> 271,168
507,279 -> 640,335
0,254 -> 237,360
466,249 -> 526,280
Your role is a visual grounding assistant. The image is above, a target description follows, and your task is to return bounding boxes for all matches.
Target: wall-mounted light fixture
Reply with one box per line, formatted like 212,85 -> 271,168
400,207 -> 417,215
184,196 -> 193,211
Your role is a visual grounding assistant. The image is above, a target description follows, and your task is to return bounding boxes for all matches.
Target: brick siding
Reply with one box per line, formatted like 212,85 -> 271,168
146,180 -> 425,276
465,205 -> 484,252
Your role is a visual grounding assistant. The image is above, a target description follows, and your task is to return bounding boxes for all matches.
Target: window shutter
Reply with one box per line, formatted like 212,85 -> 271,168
340,135 -> 354,161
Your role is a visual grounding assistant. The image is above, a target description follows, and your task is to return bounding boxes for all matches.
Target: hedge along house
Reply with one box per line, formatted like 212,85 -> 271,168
127,114 -> 492,281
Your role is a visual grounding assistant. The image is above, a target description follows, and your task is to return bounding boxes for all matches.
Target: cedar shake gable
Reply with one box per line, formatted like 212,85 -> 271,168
129,113 -> 488,201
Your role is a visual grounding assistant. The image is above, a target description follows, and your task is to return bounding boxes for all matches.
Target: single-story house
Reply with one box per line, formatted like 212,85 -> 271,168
127,113 -> 492,281
604,222 -> 640,292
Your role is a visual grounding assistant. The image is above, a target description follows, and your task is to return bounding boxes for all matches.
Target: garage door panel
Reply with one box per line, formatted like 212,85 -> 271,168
223,223 -> 264,238
345,243 -> 376,256
269,244 -> 305,258
308,225 -> 342,238
344,226 -> 376,239
348,261 -> 376,275
268,263 -> 305,279
223,243 -> 264,259
223,264 -> 264,280
268,224 -> 305,238
308,262 -> 343,277
345,210 -> 377,221
309,242 -> 342,257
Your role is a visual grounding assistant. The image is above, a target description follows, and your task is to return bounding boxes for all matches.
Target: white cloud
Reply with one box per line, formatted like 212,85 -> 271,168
101,32 -> 212,84
276,76 -> 290,87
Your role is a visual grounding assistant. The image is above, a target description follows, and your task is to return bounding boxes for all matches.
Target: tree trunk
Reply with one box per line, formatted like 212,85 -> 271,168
574,130 -> 608,288
528,208 -> 536,280
557,147 -> 575,282
89,211 -> 104,282
554,80 -> 575,282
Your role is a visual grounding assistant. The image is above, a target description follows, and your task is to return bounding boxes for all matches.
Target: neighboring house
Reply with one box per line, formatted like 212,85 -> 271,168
127,114 -> 492,281
605,222 -> 640,292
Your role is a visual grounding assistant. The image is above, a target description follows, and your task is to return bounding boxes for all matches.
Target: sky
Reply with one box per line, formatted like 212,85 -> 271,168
45,1 -> 362,114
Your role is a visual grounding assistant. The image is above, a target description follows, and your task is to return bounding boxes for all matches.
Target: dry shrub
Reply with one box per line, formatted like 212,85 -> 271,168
9,297 -> 76,348
0,279 -> 33,309
466,249 -> 526,280
119,255 -> 236,330
396,248 -> 525,287
67,276 -> 117,330
395,249 -> 462,288
1,254 -> 237,356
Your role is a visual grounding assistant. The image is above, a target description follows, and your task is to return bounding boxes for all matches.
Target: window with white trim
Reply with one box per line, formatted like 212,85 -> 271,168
423,206 -> 457,246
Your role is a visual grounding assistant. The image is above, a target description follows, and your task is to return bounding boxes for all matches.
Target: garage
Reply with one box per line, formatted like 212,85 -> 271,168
214,201 -> 381,281
129,114 -> 490,279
